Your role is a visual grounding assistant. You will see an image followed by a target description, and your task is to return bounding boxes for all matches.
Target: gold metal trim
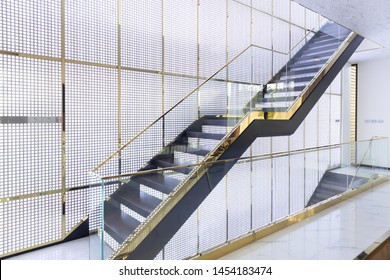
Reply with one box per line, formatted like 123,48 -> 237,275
2,138 -> 381,204
192,176 -> 389,260
101,137 -> 383,181
354,229 -> 390,260
118,0 -> 122,175
0,189 -> 63,203
61,0 -> 67,240
0,50 -> 62,62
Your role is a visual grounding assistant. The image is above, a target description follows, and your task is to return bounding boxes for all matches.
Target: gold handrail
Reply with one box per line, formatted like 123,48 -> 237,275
100,137 -> 386,181
92,19 -> 329,174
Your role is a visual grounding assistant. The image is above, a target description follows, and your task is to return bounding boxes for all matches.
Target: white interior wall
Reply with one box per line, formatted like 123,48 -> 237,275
357,59 -> 390,168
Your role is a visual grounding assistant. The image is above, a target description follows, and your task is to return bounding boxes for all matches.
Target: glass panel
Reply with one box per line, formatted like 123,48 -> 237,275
350,138 -> 389,189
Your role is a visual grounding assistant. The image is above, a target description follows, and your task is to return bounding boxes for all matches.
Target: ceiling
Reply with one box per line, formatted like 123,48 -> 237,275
294,0 -> 390,63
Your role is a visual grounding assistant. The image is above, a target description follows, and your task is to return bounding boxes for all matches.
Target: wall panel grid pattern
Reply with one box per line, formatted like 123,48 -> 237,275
0,0 -> 344,258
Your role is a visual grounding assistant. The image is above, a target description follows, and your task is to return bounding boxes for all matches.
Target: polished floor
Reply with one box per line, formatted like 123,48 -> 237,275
8,179 -> 390,260
9,234 -> 112,260
221,179 -> 390,260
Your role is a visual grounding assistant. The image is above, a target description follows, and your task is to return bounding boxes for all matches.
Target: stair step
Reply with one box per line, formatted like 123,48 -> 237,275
320,28 -> 350,37
314,33 -> 335,40
293,57 -> 329,66
313,36 -> 340,45
288,59 -> 328,70
323,172 -> 353,185
279,72 -> 314,80
153,157 -> 196,174
301,50 -> 334,59
202,117 -> 240,127
285,66 -> 322,76
186,131 -> 225,140
257,96 -> 296,103
261,107 -> 289,112
317,185 -> 345,196
170,145 -> 210,157
104,200 -> 140,244
320,182 -> 348,192
255,101 -> 294,109
202,125 -> 230,135
264,91 -> 301,98
273,84 -> 307,93
302,43 -> 340,55
311,40 -> 340,49
276,75 -> 313,84
112,187 -> 162,217
132,173 -> 181,195
312,192 -> 331,200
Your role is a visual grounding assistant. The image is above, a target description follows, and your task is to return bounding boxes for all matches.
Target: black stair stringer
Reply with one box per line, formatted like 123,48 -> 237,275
119,34 -> 364,260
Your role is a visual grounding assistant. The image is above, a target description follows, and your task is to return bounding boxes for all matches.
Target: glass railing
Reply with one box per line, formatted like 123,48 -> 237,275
90,137 -> 388,259
256,20 -> 352,116
88,19 -> 359,259
348,137 -> 389,189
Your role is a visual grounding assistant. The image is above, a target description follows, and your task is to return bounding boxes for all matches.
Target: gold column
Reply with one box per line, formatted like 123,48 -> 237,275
61,0 -> 67,239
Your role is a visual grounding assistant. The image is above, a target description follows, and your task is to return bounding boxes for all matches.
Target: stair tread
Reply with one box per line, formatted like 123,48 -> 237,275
261,107 -> 289,112
104,200 -> 140,244
293,57 -> 329,65
312,35 -> 340,42
153,157 -> 196,174
113,187 -> 162,217
303,44 -> 339,55
187,131 -> 225,140
320,182 -> 348,191
316,185 -> 346,195
301,50 -> 334,59
276,76 -> 313,83
202,117 -> 240,127
133,173 -> 181,195
285,67 -> 322,76
273,85 -> 307,92
257,96 -> 297,103
171,145 -> 210,156
289,60 -> 328,70
264,91 -> 302,98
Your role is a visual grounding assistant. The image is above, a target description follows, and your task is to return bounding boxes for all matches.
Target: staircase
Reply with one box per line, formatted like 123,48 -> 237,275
94,21 -> 364,259
307,170 -> 369,207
